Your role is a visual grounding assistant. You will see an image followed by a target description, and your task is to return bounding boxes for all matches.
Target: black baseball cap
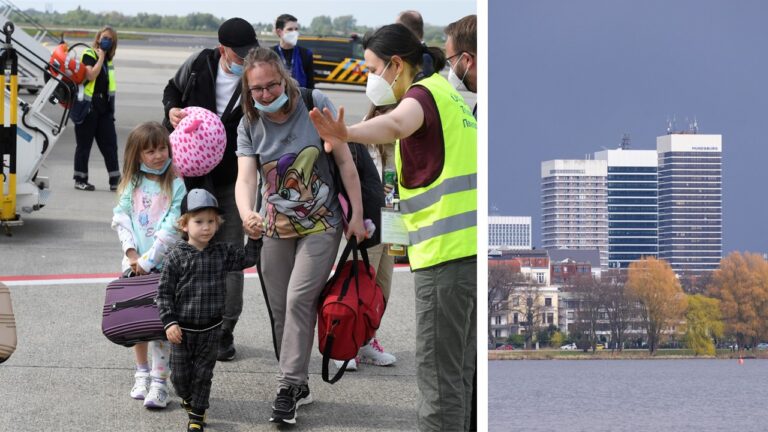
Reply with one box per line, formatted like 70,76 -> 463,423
181,189 -> 224,214
218,17 -> 259,58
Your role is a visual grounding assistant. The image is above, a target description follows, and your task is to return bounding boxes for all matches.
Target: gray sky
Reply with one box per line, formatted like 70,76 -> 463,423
17,0 -> 475,27
489,0 -> 768,255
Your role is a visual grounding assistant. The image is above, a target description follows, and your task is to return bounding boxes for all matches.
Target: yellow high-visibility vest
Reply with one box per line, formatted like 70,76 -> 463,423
82,48 -> 115,100
395,73 -> 477,270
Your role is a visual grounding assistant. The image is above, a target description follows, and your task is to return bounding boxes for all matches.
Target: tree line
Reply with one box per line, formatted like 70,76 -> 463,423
10,7 -> 447,43
490,252 -> 768,356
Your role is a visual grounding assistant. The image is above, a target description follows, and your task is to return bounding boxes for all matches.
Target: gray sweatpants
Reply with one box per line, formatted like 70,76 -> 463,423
414,258 -> 477,432
261,229 -> 342,388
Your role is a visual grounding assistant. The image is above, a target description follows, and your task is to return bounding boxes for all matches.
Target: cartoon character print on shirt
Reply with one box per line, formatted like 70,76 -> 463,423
263,146 -> 333,237
132,184 -> 170,239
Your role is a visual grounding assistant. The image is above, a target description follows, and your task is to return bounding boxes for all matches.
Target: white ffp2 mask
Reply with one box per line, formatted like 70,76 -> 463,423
365,62 -> 398,106
282,31 -> 299,47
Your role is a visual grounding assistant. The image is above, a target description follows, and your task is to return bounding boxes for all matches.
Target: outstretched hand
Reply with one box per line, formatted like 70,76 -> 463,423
309,106 -> 348,153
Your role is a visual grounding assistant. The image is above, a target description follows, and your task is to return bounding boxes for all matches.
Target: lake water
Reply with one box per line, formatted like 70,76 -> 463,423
489,359 -> 768,432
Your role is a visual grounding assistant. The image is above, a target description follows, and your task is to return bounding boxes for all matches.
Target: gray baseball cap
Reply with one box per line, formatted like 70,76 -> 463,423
181,189 -> 224,214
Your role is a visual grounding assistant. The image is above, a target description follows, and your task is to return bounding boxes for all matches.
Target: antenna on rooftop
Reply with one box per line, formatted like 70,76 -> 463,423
692,117 -> 698,134
621,133 -> 631,150
666,116 -> 672,134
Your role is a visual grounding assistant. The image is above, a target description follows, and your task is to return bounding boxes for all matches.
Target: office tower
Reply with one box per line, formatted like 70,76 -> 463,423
657,133 -> 722,272
541,159 -> 608,268
594,147 -> 658,269
489,216 -> 532,249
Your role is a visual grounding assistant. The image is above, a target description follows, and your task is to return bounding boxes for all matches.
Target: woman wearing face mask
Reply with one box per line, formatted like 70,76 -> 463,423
271,14 -> 315,89
73,25 -> 120,191
233,47 -> 365,425
309,23 -> 477,432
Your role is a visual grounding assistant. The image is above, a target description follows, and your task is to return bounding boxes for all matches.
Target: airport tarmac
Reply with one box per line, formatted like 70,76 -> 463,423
0,43 -> 476,431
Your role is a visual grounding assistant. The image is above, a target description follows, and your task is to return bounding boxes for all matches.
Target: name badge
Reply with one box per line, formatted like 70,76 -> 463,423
380,208 -> 410,245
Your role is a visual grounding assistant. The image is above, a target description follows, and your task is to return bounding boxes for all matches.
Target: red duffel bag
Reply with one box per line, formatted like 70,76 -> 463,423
317,238 -> 386,383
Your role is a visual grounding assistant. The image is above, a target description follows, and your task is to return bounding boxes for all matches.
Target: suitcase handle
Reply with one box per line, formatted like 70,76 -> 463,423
111,296 -> 156,311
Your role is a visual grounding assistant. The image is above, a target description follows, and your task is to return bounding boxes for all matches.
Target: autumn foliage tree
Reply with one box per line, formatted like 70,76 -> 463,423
626,257 -> 687,355
684,294 -> 724,356
709,252 -> 768,351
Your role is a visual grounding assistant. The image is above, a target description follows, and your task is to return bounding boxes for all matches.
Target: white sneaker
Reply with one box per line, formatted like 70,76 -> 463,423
333,357 -> 357,371
358,338 -> 397,366
143,381 -> 169,409
130,371 -> 150,400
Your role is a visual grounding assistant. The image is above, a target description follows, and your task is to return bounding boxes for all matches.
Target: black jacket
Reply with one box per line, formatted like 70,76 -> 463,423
157,239 -> 259,331
162,49 -> 243,189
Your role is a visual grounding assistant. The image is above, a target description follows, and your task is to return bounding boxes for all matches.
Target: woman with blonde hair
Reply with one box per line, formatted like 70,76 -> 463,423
234,47 -> 365,425
73,25 -> 120,191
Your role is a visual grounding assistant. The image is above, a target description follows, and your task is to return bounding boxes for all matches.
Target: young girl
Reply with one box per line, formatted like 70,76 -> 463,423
111,121 -> 187,409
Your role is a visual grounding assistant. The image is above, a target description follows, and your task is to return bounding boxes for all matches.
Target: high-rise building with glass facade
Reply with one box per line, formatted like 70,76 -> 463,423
594,148 -> 658,269
541,159 -> 608,268
489,216 -> 532,249
657,134 -> 722,272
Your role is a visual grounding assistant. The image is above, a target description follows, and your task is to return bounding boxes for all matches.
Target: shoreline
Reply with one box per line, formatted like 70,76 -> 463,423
488,349 -> 768,360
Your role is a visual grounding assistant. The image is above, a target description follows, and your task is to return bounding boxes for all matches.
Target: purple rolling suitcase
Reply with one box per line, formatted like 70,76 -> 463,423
102,272 -> 166,347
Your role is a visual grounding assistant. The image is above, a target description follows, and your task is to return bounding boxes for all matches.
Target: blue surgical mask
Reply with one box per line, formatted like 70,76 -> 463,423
140,159 -> 172,175
100,38 -> 112,51
253,91 -> 289,113
228,61 -> 244,77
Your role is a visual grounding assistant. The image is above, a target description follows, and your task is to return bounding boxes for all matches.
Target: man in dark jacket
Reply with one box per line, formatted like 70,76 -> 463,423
162,17 -> 258,362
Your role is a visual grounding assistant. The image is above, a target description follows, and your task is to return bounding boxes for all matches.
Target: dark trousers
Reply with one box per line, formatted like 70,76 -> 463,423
414,258 -> 477,432
73,104 -> 119,185
212,184 -> 244,343
170,327 -> 221,411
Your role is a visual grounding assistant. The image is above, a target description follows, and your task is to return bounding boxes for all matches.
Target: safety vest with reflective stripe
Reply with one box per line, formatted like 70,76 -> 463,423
82,48 -> 116,100
395,73 -> 477,271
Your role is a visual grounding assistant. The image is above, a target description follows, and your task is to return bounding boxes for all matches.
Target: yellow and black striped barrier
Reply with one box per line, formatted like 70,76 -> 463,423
0,21 -> 19,227
317,58 -> 369,85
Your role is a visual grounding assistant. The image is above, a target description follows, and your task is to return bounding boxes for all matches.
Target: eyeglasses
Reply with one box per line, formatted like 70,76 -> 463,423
446,52 -> 464,67
249,81 -> 284,96
446,51 -> 474,69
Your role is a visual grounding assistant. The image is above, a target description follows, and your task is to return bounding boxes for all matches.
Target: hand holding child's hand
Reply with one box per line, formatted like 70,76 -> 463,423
242,211 -> 264,239
166,324 -> 182,344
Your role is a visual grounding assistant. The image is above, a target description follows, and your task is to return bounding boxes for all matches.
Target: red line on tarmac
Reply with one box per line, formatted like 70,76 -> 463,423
0,264 -> 410,287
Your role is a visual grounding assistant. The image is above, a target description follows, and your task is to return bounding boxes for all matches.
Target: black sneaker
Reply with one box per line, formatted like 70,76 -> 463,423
217,342 -> 236,361
74,181 -> 95,191
181,400 -> 207,425
109,184 -> 118,192
187,420 -> 204,432
187,411 -> 206,431
269,387 -> 297,424
295,383 -> 313,408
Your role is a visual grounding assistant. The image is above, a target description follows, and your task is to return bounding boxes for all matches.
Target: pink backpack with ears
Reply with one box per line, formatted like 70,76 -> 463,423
170,106 -> 226,178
